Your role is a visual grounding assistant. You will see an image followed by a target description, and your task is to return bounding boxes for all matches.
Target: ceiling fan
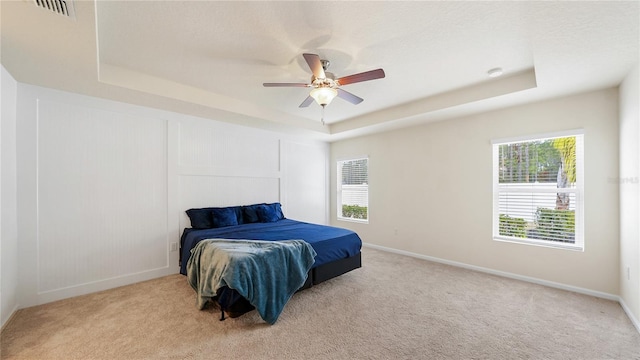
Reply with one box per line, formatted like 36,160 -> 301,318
263,53 -> 385,124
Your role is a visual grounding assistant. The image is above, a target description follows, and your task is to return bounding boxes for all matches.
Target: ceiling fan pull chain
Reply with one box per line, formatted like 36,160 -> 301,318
321,105 -> 326,125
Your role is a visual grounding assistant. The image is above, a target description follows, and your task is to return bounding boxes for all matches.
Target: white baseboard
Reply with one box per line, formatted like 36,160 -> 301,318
618,296 -> 640,333
1,304 -> 20,333
24,266 -> 177,308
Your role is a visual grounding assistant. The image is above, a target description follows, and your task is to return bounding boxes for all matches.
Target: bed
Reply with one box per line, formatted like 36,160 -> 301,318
180,202 -> 362,322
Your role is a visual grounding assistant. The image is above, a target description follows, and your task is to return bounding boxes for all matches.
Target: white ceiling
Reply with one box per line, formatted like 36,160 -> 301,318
1,1 -> 638,141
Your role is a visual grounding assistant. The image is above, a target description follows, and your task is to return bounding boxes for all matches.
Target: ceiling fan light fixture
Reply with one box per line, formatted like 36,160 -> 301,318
310,87 -> 338,106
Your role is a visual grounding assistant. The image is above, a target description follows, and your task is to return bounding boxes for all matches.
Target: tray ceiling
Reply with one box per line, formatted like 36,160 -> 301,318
2,1 -> 638,141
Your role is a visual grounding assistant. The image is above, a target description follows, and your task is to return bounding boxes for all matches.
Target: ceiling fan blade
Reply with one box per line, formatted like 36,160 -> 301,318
263,83 -> 309,87
299,95 -> 314,108
337,88 -> 364,105
337,68 -> 385,86
303,53 -> 326,79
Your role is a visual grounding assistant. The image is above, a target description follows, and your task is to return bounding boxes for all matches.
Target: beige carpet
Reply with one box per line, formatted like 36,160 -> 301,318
2,248 -> 639,359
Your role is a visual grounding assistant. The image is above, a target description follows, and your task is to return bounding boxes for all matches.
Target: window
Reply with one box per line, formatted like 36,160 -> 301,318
492,132 -> 584,250
337,157 -> 368,222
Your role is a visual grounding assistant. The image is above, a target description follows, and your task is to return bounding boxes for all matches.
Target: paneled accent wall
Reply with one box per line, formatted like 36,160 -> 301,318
177,119 -> 282,232
16,85 -> 328,307
36,100 -> 168,293
281,141 -> 328,225
179,120 -> 280,174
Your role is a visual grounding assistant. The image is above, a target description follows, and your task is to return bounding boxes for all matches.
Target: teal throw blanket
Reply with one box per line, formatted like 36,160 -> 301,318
187,239 -> 316,324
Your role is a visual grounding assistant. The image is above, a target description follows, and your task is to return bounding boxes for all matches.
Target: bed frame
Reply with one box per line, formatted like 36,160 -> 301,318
299,252 -> 362,290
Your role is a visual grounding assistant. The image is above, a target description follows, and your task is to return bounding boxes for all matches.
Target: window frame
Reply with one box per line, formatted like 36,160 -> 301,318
492,130 -> 585,251
337,156 -> 369,224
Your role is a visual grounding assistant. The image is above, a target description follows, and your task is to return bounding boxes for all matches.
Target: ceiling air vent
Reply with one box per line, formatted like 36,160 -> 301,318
33,0 -> 76,19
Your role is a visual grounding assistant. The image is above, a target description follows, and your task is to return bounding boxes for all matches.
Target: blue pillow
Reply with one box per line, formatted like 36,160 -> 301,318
242,204 -> 262,224
256,203 -> 285,223
186,208 -> 213,229
231,206 -> 244,225
211,207 -> 239,228
186,206 -> 243,229
271,203 -> 285,220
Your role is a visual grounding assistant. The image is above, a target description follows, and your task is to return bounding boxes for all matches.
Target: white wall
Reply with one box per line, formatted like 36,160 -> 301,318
281,140 -> 329,225
619,63 -> 639,327
15,84 -> 328,308
1,65 -> 19,328
331,88 -> 620,295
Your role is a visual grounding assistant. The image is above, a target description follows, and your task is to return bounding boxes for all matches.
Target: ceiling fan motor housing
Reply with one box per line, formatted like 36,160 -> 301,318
311,72 -> 337,88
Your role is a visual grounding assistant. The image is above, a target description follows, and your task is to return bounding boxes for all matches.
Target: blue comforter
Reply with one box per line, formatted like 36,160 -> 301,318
180,219 -> 362,275
187,239 -> 316,324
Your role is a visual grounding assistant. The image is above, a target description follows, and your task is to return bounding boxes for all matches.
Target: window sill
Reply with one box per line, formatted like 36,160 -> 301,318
493,236 -> 584,252
337,217 -> 369,224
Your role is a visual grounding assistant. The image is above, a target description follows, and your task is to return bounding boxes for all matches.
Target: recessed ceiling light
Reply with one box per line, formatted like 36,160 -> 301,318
488,67 -> 503,78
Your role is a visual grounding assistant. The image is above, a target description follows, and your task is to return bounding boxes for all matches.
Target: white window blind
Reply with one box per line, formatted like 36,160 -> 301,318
492,132 -> 584,250
337,157 -> 369,222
